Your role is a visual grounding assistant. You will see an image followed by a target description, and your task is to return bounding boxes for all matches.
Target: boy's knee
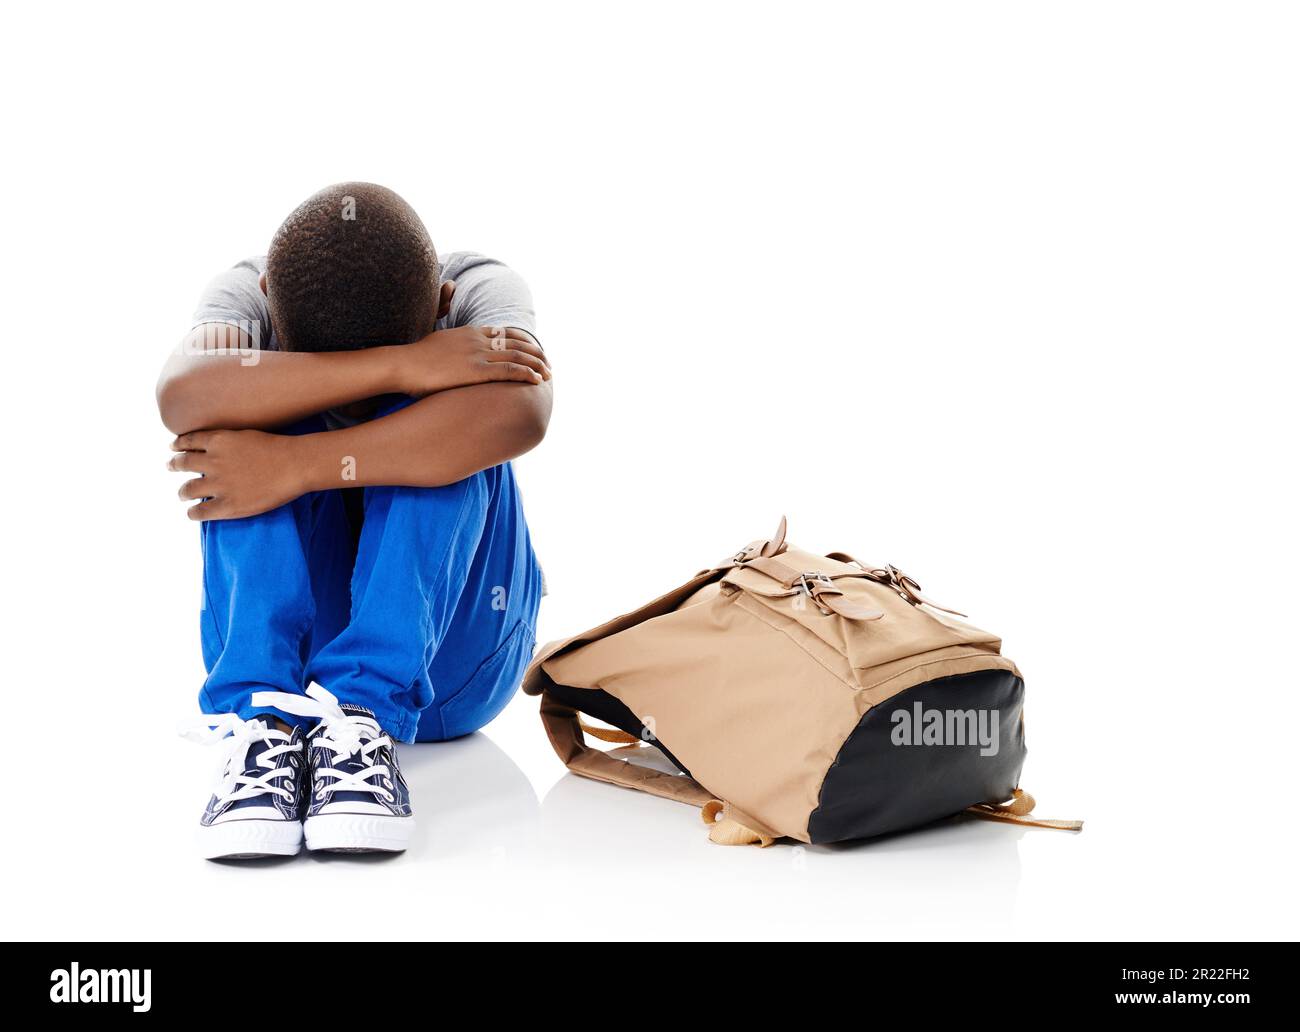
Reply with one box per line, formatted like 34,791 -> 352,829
364,469 -> 491,520
200,491 -> 338,558
201,501 -> 295,544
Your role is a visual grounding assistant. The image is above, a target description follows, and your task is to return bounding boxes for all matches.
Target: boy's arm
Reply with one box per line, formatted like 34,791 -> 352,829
157,323 -> 548,434
169,379 -> 553,521
156,324 -> 402,433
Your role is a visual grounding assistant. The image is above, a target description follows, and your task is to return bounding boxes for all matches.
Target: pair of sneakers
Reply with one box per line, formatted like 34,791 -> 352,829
185,684 -> 413,859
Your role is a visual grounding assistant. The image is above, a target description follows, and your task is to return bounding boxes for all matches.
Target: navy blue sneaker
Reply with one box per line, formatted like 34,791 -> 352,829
251,685 -> 414,853
183,715 -> 306,860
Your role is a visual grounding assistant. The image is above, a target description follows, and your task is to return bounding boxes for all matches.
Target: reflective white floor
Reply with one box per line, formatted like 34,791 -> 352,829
11,692 -> 1294,941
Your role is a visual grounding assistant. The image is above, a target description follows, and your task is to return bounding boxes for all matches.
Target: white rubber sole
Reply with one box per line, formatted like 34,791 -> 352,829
305,812 -> 414,853
199,818 -> 303,860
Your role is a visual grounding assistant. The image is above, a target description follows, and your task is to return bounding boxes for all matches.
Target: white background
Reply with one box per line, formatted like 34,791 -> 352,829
2,1 -> 1296,941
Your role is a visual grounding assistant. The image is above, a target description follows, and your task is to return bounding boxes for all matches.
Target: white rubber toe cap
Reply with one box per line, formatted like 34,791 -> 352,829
199,816 -> 303,860
305,812 -> 414,853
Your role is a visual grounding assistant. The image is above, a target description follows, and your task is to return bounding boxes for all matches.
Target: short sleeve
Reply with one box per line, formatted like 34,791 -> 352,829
191,256 -> 274,350
441,253 -> 538,343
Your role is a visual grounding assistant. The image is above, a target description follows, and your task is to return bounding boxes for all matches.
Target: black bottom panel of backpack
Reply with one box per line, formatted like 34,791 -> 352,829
807,668 -> 1027,844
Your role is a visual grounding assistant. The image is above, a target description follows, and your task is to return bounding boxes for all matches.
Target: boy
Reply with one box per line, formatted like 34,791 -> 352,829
158,183 -> 550,859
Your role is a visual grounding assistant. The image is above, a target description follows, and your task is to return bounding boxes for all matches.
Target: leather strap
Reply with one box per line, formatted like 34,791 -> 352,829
825,550 -> 886,575
760,515 -> 787,557
964,789 -> 1083,831
542,695 -> 780,846
725,515 -> 790,567
578,720 -> 642,745
701,800 -> 775,847
743,554 -> 876,587
726,561 -> 884,621
824,551 -> 969,618
887,564 -> 968,618
541,694 -> 715,808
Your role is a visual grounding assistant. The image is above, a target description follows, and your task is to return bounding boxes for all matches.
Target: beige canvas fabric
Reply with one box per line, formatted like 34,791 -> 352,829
524,518 -> 1081,845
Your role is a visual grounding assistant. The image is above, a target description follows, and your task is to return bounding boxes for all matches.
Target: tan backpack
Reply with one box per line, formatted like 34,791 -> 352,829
523,518 -> 1081,846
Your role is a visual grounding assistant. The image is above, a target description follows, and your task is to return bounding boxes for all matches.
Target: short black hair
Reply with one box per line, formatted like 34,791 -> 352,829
266,182 -> 439,352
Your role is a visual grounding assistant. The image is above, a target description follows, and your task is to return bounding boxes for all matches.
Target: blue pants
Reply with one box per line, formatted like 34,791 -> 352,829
197,412 -> 543,743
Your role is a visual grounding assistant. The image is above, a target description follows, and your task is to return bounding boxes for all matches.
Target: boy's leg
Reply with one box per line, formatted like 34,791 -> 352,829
415,462 -> 543,742
192,445 -> 354,858
304,453 -> 542,742
198,418 -> 354,726
304,473 -> 489,742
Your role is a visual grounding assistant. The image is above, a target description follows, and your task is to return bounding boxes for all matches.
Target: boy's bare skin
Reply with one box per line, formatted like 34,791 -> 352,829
157,277 -> 553,522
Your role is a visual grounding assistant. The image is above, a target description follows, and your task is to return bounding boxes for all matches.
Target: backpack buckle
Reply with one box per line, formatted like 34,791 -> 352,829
797,572 -> 838,615
796,571 -> 885,621
732,543 -> 762,565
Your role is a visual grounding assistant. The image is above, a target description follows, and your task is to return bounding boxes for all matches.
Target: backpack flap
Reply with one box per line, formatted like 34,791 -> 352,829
521,565 -> 724,699
522,517 -> 793,698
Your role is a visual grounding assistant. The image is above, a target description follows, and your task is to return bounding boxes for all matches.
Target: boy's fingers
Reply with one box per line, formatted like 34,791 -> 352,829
493,362 -> 544,384
171,432 -> 211,452
508,330 -> 547,363
502,326 -> 542,348
187,499 -> 221,521
167,452 -> 207,473
486,349 -> 550,378
177,477 -> 211,501
486,326 -> 547,361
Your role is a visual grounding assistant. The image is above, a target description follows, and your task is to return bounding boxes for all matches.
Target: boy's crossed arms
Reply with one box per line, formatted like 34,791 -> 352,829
159,321 -> 551,520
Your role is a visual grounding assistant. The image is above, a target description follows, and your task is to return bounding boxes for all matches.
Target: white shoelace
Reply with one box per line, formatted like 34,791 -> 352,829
250,684 -> 397,805
179,713 -> 302,805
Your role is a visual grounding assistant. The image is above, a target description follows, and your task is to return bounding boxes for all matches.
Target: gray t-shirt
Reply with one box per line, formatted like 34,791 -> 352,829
192,249 -> 537,351
190,250 -> 538,427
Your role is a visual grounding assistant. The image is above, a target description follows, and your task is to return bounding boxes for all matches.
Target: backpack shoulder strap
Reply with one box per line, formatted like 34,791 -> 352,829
540,693 -> 715,807
965,789 -> 1084,831
539,693 -> 779,846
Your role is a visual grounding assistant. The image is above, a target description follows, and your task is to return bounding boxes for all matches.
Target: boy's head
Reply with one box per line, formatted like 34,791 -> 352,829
264,182 -> 442,352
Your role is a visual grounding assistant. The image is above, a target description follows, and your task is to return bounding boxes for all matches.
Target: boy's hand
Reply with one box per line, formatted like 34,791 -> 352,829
169,430 -> 307,521
399,325 -> 550,397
